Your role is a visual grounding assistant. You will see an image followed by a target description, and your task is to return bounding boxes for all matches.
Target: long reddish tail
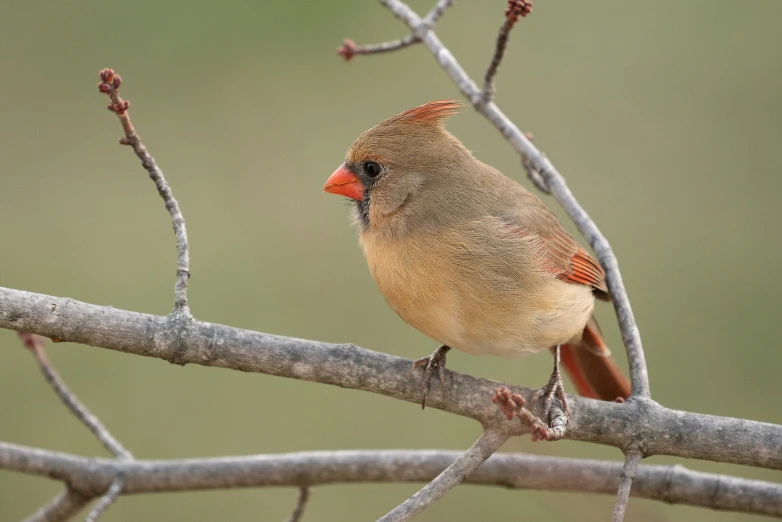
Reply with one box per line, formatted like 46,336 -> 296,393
558,317 -> 630,401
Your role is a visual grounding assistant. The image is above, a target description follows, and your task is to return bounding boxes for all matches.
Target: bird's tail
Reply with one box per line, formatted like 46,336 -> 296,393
558,316 -> 630,401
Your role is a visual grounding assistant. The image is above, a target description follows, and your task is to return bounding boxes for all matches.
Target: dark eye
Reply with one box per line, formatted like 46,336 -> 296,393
363,161 -> 382,178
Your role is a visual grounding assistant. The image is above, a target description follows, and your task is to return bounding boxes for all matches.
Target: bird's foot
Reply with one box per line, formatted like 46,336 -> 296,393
530,348 -> 572,423
409,345 -> 451,409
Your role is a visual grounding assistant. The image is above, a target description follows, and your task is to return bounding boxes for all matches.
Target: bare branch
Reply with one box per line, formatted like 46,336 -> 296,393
483,0 -> 533,101
97,69 -> 191,314
284,488 -> 310,522
21,489 -> 90,522
368,0 -> 651,399
336,0 -> 453,61
379,428 -> 509,521
2,444 -> 781,517
423,0 -> 454,25
2,286 -> 781,470
83,480 -> 123,522
337,36 -> 418,61
18,333 -> 132,460
613,451 -> 642,522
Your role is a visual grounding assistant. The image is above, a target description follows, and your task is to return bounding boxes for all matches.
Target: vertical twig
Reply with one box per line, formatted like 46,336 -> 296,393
97,69 -> 191,314
284,487 -> 311,522
483,1 -> 532,101
612,451 -> 642,522
378,428 -> 510,522
83,480 -> 124,522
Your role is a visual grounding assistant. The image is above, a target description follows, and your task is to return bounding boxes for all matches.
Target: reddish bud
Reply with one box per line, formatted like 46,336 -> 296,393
113,75 -> 122,88
97,82 -> 111,94
506,0 -> 532,22
99,68 -> 115,83
337,39 -> 356,62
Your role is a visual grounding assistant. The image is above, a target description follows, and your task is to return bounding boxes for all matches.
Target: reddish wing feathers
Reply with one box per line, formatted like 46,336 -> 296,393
505,223 -> 608,297
542,227 -> 607,296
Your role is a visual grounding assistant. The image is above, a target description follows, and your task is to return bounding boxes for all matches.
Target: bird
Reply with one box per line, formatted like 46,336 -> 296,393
323,100 -> 629,421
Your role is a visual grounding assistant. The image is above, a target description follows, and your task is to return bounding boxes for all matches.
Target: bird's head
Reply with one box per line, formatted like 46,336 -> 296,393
323,100 -> 473,233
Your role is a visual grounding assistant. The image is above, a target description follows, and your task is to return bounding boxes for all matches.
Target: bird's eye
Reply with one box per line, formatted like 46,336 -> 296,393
364,161 -> 382,178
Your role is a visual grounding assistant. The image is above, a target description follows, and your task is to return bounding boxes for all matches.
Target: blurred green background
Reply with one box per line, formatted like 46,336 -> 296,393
2,0 -> 781,520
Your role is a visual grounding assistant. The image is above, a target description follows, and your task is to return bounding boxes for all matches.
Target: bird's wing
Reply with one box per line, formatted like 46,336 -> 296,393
502,189 -> 609,298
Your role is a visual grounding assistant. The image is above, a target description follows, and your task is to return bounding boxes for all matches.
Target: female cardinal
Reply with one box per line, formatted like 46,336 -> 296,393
323,100 -> 629,419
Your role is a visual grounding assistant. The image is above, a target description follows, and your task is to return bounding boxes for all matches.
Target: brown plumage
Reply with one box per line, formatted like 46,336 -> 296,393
324,100 -> 629,411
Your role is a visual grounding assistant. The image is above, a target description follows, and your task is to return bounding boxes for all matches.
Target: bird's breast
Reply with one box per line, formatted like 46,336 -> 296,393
359,227 -> 595,358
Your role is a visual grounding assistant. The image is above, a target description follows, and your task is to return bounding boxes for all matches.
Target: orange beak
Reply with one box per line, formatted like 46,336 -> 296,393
323,163 -> 364,202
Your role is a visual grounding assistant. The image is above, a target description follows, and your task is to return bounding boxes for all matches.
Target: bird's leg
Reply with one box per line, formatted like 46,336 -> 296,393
409,345 -> 451,409
530,345 -> 572,422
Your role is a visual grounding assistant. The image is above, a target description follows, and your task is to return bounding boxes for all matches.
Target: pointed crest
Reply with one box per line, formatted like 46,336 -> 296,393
391,100 -> 462,126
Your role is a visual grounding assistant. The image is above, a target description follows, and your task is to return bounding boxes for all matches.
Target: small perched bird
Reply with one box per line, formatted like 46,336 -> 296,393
323,100 -> 629,419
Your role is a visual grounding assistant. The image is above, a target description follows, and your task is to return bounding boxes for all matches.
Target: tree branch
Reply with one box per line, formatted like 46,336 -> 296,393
336,0 -> 453,61
1,286 -> 781,470
21,489 -> 90,522
18,333 -> 132,460
612,451 -> 642,522
483,0 -> 533,101
97,69 -> 191,314
379,428 -> 510,521
2,444 -> 780,518
83,480 -> 123,522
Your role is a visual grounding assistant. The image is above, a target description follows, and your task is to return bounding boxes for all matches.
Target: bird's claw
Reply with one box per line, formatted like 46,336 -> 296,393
410,345 -> 450,409
530,372 -> 572,423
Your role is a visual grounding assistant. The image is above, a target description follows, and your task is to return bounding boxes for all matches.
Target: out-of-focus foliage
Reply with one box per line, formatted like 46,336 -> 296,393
1,1 -> 781,520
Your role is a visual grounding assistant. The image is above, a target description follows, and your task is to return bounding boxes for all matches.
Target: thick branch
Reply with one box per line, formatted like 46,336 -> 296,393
1,287 -> 780,469
374,0 -> 650,399
2,444 -> 780,517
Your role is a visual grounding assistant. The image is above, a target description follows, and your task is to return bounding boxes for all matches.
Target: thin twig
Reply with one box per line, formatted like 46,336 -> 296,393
378,428 -> 510,522
337,0 -> 454,61
367,0 -> 651,399
21,488 -> 90,522
423,0 -> 454,25
613,451 -> 642,522
2,287 -> 780,470
97,69 -> 191,314
483,1 -> 532,101
2,443 -> 781,517
18,333 -> 133,460
284,487 -> 310,522
337,36 -> 418,61
83,480 -> 123,522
